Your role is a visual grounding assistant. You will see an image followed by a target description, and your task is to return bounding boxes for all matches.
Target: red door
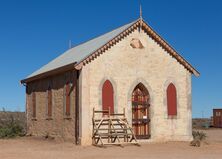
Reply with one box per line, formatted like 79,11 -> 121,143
132,83 -> 150,139
213,110 -> 222,128
102,80 -> 114,114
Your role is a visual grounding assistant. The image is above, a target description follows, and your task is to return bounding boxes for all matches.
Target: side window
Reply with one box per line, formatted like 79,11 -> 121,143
46,86 -> 52,118
102,80 -> 114,115
32,92 -> 36,118
216,112 -> 221,117
167,83 -> 177,116
64,82 -> 71,116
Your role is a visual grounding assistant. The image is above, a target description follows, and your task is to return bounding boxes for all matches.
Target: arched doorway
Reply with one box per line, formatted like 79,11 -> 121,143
132,83 -> 150,139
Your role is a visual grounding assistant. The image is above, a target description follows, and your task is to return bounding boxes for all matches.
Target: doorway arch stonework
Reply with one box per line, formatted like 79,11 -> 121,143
131,83 -> 150,139
127,78 -> 154,139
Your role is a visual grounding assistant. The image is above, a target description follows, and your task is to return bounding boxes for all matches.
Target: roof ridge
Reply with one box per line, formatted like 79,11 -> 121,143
70,19 -> 139,50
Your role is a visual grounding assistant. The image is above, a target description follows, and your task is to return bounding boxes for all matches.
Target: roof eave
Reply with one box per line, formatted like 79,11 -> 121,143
193,70 -> 200,77
21,62 -> 77,84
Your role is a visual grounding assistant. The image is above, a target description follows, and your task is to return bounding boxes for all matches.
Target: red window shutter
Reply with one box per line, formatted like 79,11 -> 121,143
47,88 -> 52,117
102,80 -> 114,114
167,83 -> 177,116
65,83 -> 70,116
32,92 -> 36,118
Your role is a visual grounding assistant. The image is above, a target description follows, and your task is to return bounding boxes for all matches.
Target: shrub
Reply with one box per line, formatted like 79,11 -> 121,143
192,131 -> 207,141
0,115 -> 25,138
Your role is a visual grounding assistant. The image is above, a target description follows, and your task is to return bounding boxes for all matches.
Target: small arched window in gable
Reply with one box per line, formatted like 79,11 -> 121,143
102,80 -> 114,115
130,38 -> 144,49
167,83 -> 177,116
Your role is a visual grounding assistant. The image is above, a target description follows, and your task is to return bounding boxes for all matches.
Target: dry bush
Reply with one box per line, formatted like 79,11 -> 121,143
0,111 -> 26,138
190,131 -> 207,147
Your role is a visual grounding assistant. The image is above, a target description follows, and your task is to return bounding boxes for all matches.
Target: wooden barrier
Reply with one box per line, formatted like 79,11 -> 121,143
92,107 -> 139,147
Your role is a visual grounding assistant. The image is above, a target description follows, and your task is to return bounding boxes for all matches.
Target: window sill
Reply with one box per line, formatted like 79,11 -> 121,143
167,115 -> 177,119
46,117 -> 53,120
64,116 -> 72,120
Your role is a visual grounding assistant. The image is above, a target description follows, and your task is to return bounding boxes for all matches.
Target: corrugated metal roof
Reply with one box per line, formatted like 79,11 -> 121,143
26,20 -> 138,79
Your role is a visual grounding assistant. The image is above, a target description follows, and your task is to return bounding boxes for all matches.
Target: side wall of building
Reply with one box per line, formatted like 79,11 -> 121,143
79,29 -> 193,145
26,70 -> 77,141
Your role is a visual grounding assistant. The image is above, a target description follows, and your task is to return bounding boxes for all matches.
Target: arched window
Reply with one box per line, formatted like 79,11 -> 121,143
167,83 -> 177,116
102,80 -> 114,114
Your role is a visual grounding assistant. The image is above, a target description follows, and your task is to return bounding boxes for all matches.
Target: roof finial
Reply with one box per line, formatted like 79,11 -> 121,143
139,3 -> 143,32
140,4 -> 142,20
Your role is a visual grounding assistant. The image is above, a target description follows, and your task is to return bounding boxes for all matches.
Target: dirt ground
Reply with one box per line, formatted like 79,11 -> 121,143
0,129 -> 222,159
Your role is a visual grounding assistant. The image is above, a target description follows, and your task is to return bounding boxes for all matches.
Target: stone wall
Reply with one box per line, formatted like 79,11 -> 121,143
26,70 -> 77,142
25,27 -> 194,145
79,28 -> 193,145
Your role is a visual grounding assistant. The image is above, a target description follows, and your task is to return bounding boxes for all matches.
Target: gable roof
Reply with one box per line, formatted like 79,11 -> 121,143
21,18 -> 199,84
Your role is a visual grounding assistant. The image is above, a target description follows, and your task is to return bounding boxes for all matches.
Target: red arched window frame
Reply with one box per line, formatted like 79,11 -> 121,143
167,83 -> 177,116
102,80 -> 114,115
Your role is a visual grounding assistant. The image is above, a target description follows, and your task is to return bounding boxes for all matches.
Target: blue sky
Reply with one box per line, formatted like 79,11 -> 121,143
0,0 -> 221,118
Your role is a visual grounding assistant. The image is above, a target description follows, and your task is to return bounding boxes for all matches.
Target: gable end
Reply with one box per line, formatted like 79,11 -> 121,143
74,19 -> 200,77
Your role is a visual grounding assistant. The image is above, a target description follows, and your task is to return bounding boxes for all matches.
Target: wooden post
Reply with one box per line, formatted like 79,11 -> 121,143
93,107 -> 95,119
123,108 -> 126,142
92,107 -> 95,145
123,108 -> 125,118
108,106 -> 110,118
108,106 -> 111,143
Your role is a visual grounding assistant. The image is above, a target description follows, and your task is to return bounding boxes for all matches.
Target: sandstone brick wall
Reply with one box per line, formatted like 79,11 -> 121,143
26,70 -> 77,142
79,29 -> 193,145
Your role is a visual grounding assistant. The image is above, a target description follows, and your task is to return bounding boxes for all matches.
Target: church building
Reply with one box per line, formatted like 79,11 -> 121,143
21,16 -> 199,145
